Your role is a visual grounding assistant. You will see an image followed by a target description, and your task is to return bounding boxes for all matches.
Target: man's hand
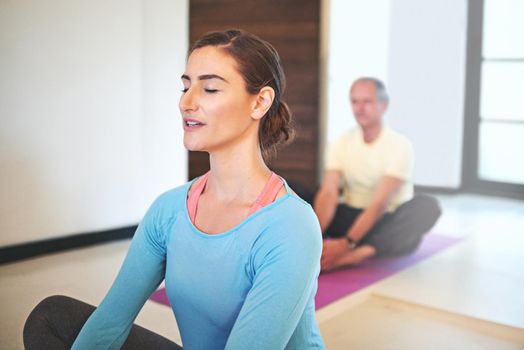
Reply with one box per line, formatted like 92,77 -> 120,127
321,238 -> 352,271
314,170 -> 343,232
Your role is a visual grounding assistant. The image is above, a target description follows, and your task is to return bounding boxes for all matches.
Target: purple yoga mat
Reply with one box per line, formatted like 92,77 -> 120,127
150,233 -> 461,310
315,233 -> 461,308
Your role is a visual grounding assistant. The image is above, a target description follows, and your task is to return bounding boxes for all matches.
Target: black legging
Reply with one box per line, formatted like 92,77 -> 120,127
324,194 -> 441,256
286,181 -> 441,257
23,295 -> 182,349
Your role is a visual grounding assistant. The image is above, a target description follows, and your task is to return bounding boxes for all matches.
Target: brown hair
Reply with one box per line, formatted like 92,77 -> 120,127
189,29 -> 294,162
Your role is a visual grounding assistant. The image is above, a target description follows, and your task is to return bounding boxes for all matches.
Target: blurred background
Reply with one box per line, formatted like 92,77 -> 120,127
1,1 -> 523,348
1,0 -> 522,249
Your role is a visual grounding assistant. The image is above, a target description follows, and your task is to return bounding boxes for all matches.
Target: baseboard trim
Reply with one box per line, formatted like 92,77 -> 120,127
0,226 -> 137,265
415,185 -> 524,200
415,185 -> 461,195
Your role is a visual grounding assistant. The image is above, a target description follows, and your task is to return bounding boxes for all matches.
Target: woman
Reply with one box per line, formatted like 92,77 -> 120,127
24,29 -> 325,349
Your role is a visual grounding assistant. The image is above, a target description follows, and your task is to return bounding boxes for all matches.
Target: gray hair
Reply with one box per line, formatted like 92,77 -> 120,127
351,77 -> 389,103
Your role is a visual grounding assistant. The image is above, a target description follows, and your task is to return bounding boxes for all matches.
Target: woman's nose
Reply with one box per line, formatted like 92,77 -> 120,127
179,88 -> 197,112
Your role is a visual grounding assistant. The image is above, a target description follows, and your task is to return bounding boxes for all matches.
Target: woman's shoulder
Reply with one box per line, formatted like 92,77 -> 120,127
262,192 -> 322,243
281,183 -> 316,213
249,194 -> 322,269
147,181 -> 192,215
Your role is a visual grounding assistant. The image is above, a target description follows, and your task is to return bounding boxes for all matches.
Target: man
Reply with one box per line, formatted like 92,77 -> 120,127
315,77 -> 441,271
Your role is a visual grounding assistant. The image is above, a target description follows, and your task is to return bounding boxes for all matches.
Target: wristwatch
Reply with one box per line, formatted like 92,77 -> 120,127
345,236 -> 358,250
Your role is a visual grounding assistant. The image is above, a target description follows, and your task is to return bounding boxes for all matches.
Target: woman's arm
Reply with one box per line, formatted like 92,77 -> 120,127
225,203 -> 323,349
72,199 -> 170,349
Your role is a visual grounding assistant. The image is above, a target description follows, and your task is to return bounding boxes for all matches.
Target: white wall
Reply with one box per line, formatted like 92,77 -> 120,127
326,0 -> 467,188
387,0 -> 467,188
0,0 -> 189,247
326,0 -> 391,143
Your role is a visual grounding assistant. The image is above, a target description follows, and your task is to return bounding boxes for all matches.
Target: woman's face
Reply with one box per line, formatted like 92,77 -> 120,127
179,46 -> 259,154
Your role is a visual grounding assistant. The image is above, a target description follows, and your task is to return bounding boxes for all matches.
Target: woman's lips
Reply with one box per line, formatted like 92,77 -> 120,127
183,118 -> 205,131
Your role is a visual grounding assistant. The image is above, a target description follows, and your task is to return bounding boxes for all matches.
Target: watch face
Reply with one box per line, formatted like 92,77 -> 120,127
346,236 -> 357,249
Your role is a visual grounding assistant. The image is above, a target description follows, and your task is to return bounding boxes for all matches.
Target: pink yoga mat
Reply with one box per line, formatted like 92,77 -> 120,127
150,233 -> 461,310
315,233 -> 461,308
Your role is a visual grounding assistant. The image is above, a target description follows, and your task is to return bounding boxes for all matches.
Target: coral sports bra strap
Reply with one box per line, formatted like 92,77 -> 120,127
187,172 -> 210,224
248,172 -> 284,215
187,171 -> 285,224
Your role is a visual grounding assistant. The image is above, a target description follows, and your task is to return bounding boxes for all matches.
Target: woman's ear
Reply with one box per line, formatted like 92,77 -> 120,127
251,86 -> 275,121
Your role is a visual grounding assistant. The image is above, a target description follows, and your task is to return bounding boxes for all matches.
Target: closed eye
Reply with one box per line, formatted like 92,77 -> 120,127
205,89 -> 218,93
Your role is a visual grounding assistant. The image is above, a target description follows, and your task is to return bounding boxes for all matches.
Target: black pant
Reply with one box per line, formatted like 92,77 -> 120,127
286,181 -> 441,257
324,194 -> 441,256
23,295 -> 182,349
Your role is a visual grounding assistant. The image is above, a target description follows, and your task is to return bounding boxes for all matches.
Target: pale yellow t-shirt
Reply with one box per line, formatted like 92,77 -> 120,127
325,126 -> 414,212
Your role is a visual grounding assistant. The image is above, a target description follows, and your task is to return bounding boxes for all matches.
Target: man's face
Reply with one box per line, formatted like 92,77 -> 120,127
349,81 -> 387,129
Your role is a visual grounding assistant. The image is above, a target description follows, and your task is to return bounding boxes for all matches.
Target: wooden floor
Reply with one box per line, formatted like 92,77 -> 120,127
317,193 -> 524,349
1,193 -> 523,349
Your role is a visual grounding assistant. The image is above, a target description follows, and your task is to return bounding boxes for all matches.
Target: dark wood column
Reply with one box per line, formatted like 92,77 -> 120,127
188,0 -> 320,191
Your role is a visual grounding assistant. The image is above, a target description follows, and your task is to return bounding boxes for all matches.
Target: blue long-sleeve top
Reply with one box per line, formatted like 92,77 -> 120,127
73,179 -> 325,349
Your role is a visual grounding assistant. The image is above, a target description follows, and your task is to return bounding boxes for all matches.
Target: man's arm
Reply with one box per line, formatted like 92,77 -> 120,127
313,170 -> 343,233
320,175 -> 404,271
346,175 -> 404,242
